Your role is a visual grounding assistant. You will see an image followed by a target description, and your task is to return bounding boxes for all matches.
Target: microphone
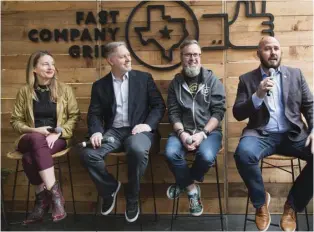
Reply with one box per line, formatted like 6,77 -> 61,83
79,136 -> 115,148
47,126 -> 62,134
186,136 -> 194,145
267,68 -> 276,96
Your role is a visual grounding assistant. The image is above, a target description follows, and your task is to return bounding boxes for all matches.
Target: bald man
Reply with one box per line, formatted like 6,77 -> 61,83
233,36 -> 313,232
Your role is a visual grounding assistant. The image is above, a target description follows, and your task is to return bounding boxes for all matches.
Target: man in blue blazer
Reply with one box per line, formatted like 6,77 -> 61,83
233,36 -> 313,231
79,41 -> 165,223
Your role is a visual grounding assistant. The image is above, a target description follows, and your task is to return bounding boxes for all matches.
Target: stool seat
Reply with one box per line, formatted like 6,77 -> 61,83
107,152 -> 127,157
265,154 -> 295,161
7,148 -> 71,160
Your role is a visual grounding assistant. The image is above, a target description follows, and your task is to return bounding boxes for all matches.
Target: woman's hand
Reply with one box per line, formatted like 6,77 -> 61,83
34,126 -> 52,136
46,133 -> 61,149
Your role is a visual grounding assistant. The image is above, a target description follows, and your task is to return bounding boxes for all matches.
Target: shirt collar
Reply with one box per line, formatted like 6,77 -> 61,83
260,66 -> 281,79
112,72 -> 129,81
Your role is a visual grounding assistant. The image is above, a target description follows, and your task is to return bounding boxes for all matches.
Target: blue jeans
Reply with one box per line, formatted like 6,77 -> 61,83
234,132 -> 313,211
164,131 -> 222,189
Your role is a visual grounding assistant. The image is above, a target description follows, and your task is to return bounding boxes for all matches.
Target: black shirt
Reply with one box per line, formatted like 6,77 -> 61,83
183,71 -> 201,97
33,85 -> 57,128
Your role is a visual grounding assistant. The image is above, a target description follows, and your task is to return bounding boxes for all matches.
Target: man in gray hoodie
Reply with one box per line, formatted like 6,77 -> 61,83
164,40 -> 226,216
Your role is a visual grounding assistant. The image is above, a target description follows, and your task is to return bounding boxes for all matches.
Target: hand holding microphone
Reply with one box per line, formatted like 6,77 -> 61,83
78,136 -> 115,148
256,68 -> 275,98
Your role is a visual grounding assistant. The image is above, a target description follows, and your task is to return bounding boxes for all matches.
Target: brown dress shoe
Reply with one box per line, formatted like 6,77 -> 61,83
22,190 -> 51,225
255,192 -> 271,231
280,202 -> 296,232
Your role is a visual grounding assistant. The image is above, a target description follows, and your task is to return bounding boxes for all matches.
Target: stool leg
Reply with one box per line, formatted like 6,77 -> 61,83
243,194 -> 250,231
1,184 -> 9,229
290,159 -> 299,231
139,191 -> 143,231
175,195 -> 180,219
66,153 -> 76,215
115,157 -> 119,215
297,159 -> 310,231
149,155 -> 157,221
57,159 -> 63,193
11,160 -> 20,214
215,159 -> 224,231
94,194 -> 99,231
25,181 -> 31,219
170,194 -> 177,231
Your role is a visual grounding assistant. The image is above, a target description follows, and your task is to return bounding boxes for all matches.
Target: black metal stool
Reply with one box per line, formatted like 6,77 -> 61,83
6,148 -> 76,224
94,151 -> 157,231
243,154 -> 310,231
169,148 -> 225,231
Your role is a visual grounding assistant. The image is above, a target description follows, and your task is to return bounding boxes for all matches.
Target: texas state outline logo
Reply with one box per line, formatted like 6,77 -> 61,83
125,1 -> 274,71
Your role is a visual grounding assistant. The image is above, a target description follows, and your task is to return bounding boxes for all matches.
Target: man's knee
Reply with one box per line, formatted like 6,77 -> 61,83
127,142 -> 149,160
79,148 -> 103,166
234,143 -> 259,165
198,149 -> 216,166
164,145 -> 183,163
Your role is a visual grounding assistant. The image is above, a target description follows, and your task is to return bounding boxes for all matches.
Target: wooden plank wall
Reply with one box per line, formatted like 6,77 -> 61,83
1,0 -> 313,215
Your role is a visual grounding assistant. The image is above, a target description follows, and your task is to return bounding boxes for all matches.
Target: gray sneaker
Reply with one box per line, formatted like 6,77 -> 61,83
166,185 -> 185,199
188,185 -> 203,216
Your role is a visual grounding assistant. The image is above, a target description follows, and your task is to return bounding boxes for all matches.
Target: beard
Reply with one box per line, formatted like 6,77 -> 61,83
260,55 -> 281,69
183,65 -> 201,78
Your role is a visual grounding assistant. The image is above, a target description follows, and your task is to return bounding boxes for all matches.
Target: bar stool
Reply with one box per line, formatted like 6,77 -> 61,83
6,147 -> 76,223
169,148 -> 225,231
243,154 -> 310,231
94,151 -> 157,231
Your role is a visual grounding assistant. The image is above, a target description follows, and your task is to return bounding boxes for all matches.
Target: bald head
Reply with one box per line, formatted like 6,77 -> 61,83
258,36 -> 280,51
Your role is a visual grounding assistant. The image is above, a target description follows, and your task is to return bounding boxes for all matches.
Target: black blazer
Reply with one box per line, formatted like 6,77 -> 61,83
87,70 -> 166,138
233,66 -> 313,141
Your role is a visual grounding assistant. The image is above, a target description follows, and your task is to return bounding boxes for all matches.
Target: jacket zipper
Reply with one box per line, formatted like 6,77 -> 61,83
181,83 -> 205,134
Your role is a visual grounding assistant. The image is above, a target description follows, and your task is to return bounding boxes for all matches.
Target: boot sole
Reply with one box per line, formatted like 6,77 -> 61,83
53,212 -> 67,223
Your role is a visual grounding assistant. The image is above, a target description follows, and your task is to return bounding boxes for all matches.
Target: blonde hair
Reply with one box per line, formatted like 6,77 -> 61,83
26,51 -> 60,103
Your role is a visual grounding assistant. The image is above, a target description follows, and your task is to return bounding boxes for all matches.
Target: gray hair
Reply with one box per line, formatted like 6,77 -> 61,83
104,41 -> 127,58
179,39 -> 201,55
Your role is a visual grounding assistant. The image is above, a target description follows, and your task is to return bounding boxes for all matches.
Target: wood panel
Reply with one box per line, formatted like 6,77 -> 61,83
1,0 -> 313,215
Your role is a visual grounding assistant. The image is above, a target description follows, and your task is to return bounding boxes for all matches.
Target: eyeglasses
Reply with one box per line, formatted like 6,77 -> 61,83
183,53 -> 201,58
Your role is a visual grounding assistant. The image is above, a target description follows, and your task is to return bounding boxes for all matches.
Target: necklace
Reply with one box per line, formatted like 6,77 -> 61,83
36,85 -> 50,92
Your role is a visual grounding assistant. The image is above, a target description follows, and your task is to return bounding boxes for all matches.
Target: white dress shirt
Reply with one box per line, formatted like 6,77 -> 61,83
112,72 -> 130,128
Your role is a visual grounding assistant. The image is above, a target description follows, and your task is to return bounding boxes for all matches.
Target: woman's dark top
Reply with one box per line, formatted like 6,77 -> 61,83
33,85 -> 57,128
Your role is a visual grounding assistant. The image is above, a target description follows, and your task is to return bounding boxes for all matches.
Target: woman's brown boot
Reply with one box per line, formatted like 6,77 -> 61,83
22,190 -> 51,225
47,181 -> 67,222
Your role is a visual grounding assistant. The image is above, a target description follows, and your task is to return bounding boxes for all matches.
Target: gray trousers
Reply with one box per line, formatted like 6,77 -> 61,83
79,127 -> 152,203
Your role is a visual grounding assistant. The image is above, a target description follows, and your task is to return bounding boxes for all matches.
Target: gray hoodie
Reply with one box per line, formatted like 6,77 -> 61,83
167,67 -> 226,134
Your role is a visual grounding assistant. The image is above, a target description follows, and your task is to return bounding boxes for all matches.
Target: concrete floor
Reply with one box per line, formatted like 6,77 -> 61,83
2,213 -> 313,231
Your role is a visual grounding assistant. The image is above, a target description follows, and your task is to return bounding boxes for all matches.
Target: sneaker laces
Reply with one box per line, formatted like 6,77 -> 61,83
127,202 -> 138,211
189,194 -> 199,208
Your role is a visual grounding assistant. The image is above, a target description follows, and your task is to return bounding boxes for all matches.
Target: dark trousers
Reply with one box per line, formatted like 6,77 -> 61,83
234,132 -> 313,211
164,131 -> 222,189
79,127 -> 152,204
18,133 -> 67,185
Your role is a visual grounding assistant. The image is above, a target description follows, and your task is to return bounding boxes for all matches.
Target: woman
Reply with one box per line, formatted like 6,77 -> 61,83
10,51 -> 81,224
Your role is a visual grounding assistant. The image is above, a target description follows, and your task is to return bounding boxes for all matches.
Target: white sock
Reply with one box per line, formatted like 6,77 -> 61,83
187,187 -> 198,196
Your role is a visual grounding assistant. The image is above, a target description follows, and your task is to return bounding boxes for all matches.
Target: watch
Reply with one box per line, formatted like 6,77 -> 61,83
202,129 -> 209,136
